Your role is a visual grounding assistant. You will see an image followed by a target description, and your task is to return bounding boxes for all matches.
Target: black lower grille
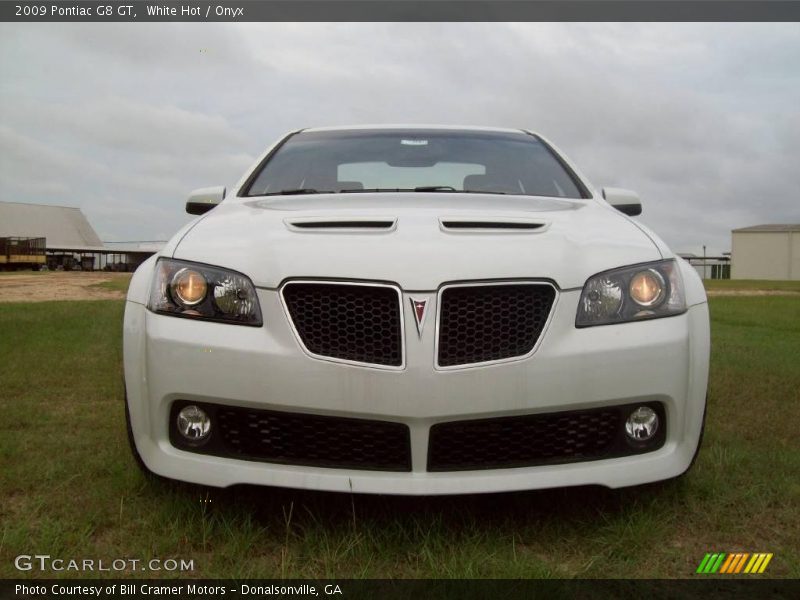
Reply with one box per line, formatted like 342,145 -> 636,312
437,283 -> 555,367
282,282 -> 403,367
170,402 -> 412,471
427,403 -> 665,471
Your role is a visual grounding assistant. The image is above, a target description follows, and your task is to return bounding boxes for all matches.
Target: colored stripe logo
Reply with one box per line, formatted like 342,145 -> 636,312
696,552 -> 773,574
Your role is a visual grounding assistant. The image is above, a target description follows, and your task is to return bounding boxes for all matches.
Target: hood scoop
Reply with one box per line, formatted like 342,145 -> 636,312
439,217 -> 549,233
285,217 -> 397,232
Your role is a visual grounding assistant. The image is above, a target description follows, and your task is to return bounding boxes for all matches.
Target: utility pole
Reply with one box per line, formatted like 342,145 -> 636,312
703,245 -> 707,280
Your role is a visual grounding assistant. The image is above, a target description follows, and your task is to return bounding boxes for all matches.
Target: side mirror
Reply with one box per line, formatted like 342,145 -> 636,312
602,187 -> 642,216
186,186 -> 226,215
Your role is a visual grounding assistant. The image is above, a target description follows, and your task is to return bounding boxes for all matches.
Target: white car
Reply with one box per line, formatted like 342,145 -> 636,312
123,125 -> 709,495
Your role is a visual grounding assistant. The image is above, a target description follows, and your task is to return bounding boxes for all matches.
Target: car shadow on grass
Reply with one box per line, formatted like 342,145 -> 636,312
149,476 -> 683,533
128,472 -> 701,577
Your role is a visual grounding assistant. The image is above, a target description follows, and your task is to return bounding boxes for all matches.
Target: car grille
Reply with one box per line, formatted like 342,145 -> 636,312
282,282 -> 403,367
437,283 -> 556,367
170,402 -> 412,471
427,404 -> 665,471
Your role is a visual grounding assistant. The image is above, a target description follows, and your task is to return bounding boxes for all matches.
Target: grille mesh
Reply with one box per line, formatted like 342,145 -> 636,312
428,408 -> 623,471
437,283 -> 555,367
282,282 -> 403,367
170,402 -> 412,471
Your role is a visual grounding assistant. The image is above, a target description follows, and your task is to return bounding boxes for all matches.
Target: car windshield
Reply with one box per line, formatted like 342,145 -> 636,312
243,129 -> 588,199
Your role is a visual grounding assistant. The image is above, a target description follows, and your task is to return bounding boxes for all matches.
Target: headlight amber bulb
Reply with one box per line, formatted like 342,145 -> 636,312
171,268 -> 208,306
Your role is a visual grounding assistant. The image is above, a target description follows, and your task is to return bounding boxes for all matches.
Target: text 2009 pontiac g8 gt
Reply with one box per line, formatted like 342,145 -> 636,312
123,126 -> 709,494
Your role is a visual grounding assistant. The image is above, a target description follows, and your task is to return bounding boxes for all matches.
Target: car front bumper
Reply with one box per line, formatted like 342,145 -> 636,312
123,288 -> 709,495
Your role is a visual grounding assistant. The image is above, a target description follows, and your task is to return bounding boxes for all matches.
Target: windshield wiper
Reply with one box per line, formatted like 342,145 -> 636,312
263,188 -> 331,196
332,186 -> 511,195
457,190 -> 509,195
338,188 -> 413,193
338,186 -> 460,193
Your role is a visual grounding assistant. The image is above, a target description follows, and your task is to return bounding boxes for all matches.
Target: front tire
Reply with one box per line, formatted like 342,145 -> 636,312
124,387 -> 210,492
672,395 -> 707,482
124,389 -> 161,481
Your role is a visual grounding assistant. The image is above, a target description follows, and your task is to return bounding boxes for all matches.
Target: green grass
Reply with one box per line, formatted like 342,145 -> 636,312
1,295 -> 798,579
90,274 -> 133,293
704,279 -> 800,292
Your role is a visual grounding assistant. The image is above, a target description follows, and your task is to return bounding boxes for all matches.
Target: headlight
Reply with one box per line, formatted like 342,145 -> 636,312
629,269 -> 665,307
148,258 -> 262,326
171,268 -> 207,306
576,259 -> 686,327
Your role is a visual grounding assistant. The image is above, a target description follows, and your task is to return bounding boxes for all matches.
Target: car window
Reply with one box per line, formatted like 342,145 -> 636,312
338,162 -> 486,190
243,130 -> 587,198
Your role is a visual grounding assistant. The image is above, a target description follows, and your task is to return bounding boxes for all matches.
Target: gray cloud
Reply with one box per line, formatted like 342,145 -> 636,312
1,22 -> 798,253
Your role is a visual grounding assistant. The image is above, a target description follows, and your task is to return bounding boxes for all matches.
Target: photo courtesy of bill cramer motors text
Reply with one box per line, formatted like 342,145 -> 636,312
13,583 -> 343,597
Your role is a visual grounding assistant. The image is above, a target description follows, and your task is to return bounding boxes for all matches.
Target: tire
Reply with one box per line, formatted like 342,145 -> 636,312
124,387 -> 204,491
671,395 -> 707,482
124,388 -> 162,482
686,401 -> 707,471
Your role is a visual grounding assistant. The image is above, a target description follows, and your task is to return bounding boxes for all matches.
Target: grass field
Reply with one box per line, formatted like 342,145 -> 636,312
0,289 -> 798,579
89,274 -> 133,293
703,279 -> 800,292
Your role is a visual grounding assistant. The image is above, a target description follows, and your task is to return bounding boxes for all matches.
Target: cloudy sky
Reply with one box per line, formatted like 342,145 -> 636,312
1,22 -> 799,254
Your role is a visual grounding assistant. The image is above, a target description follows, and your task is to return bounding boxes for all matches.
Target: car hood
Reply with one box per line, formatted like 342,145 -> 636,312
170,193 -> 663,290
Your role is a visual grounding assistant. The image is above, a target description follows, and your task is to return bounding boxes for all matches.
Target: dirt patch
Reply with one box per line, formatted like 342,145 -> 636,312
706,289 -> 800,297
0,272 -> 129,303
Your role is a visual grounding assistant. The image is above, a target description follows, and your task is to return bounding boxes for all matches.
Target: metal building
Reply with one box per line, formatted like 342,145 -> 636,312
0,201 -> 105,270
731,224 -> 800,280
0,201 -> 159,271
678,253 -> 731,280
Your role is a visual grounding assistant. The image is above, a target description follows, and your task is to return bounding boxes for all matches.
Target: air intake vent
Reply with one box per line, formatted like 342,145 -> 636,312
437,282 -> 556,367
428,403 -> 666,471
170,401 -> 412,472
439,218 -> 547,232
282,281 -> 404,368
286,218 -> 396,231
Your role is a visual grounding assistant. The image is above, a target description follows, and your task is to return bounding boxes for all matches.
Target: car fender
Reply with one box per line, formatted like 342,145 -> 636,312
676,256 -> 708,307
126,254 -> 158,305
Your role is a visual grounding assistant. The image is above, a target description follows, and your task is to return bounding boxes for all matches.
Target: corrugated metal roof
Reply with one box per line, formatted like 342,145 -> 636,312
732,224 -> 800,233
0,201 -> 104,250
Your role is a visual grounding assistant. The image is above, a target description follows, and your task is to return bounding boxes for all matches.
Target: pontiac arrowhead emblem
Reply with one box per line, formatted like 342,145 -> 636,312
410,297 -> 429,337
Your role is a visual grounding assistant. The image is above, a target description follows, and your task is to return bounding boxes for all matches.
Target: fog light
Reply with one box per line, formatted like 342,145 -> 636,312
625,406 -> 659,441
176,405 -> 211,442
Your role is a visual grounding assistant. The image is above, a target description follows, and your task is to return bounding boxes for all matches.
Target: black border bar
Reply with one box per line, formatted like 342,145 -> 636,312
2,579 -> 800,599
3,1 -> 800,23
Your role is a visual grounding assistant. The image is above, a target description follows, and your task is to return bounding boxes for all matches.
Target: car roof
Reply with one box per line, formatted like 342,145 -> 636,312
302,124 -> 533,135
